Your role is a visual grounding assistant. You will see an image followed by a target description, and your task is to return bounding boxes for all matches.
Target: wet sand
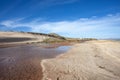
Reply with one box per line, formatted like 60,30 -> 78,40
0,44 -> 71,80
42,40 -> 120,80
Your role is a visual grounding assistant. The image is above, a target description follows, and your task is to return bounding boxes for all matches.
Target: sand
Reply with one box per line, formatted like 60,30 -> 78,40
0,31 -> 50,48
41,40 -> 120,80
0,31 -> 49,44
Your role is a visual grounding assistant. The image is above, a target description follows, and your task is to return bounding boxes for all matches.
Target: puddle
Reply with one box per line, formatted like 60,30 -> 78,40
56,46 -> 72,52
0,44 -> 72,80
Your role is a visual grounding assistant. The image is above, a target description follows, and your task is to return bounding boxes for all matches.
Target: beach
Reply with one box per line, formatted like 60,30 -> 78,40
41,40 -> 120,80
0,32 -> 120,80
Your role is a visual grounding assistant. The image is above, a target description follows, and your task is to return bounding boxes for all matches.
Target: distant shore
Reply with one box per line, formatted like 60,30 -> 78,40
0,31 -> 95,48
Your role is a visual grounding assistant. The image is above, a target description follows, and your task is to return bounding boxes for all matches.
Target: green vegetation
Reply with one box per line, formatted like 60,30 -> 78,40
42,37 -> 97,43
42,38 -> 66,43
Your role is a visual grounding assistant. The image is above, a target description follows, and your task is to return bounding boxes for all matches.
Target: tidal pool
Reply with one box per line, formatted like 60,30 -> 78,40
0,44 -> 71,80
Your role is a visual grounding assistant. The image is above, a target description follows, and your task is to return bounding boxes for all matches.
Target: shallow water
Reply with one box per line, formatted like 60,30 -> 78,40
0,44 -> 71,80
56,46 -> 72,52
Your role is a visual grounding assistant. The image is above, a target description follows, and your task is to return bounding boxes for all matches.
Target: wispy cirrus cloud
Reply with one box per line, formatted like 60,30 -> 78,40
0,13 -> 120,38
37,0 -> 79,5
30,0 -> 79,9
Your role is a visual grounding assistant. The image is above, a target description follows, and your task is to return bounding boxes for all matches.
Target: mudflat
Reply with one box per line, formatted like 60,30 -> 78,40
41,40 -> 120,80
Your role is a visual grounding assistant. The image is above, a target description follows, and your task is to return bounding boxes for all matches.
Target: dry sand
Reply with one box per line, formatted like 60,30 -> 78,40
0,31 -> 49,43
41,40 -> 120,80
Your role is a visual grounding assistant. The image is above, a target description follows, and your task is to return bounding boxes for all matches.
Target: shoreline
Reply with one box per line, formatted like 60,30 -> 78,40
0,42 -> 72,80
41,40 -> 120,80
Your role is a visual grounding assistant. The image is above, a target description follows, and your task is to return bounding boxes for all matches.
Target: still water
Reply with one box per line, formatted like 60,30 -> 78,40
0,44 -> 71,80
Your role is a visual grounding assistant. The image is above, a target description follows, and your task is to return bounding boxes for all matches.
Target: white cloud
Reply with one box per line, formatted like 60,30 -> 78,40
0,18 -> 25,28
0,13 -> 120,38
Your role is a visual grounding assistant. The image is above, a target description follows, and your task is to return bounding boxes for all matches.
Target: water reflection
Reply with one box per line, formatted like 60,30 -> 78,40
56,46 -> 72,52
0,44 -> 71,80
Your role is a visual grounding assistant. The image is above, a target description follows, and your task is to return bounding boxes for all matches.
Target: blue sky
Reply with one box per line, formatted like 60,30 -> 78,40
0,0 -> 120,39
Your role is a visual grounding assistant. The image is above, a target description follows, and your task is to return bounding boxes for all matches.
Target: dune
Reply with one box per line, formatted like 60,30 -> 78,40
0,31 -> 49,43
41,40 -> 120,80
0,31 -> 66,48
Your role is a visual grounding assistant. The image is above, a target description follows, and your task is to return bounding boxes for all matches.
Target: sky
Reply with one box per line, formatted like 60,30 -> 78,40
0,0 -> 120,39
